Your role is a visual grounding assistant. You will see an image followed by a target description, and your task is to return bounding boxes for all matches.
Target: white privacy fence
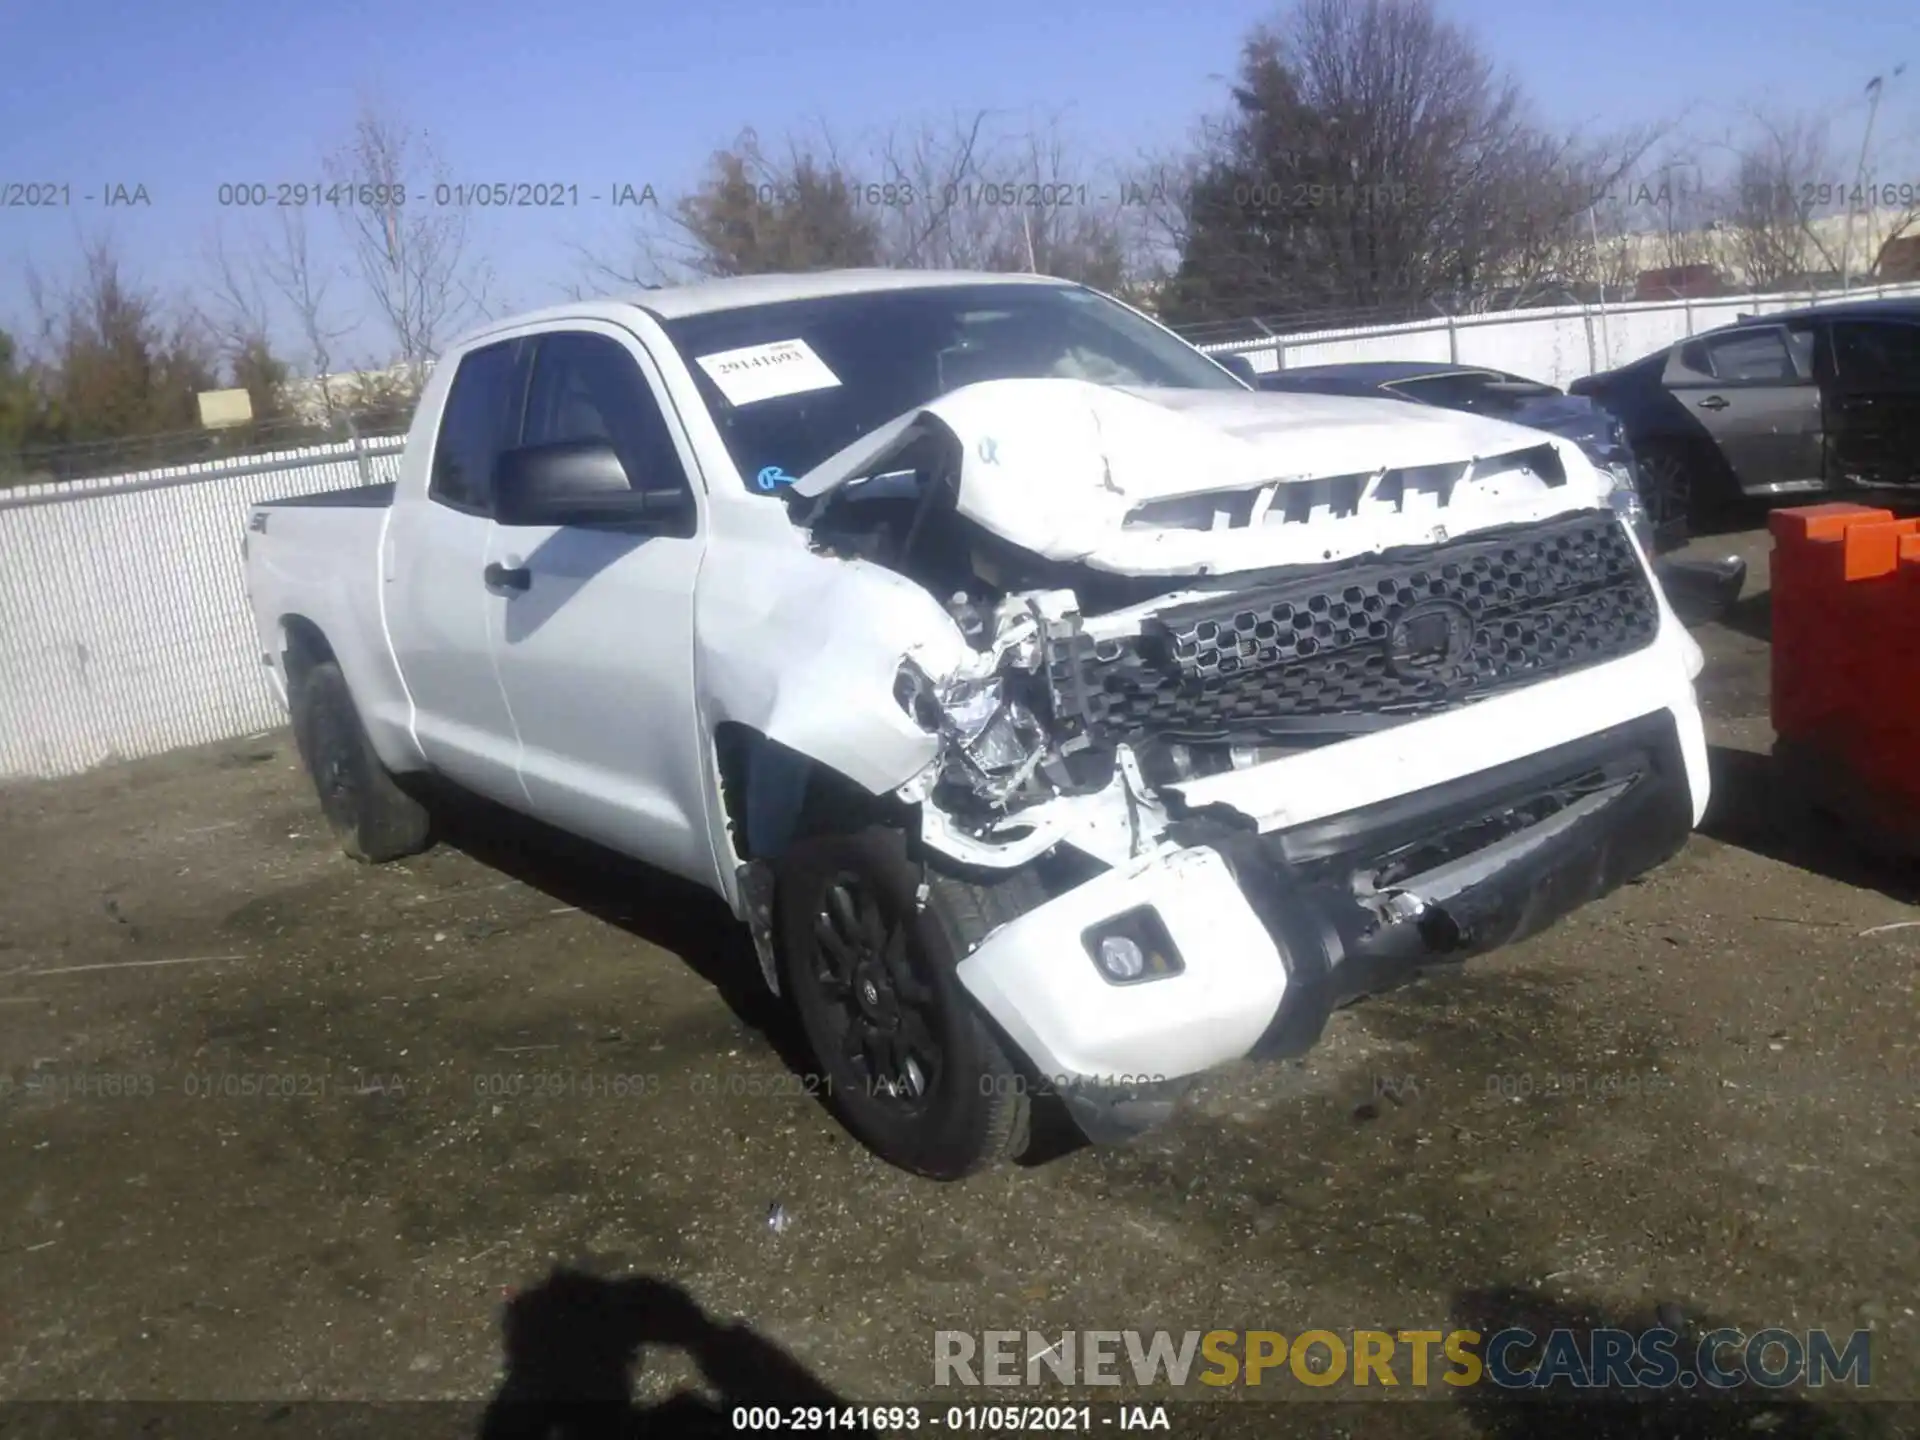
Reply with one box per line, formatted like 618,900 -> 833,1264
5,278 -> 1920,780
1193,280 -> 1920,386
0,436 -> 406,779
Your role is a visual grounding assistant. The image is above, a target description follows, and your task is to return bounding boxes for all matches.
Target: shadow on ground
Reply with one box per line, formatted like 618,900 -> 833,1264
1448,1285 -> 1888,1439
1713,586 -> 1771,644
478,1268 -> 870,1439
419,786 -> 1093,1171
1699,745 -> 1920,904
423,789 -> 793,1050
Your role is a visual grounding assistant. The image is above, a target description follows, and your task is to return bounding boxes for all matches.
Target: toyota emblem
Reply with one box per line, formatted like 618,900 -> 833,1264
1386,599 -> 1474,677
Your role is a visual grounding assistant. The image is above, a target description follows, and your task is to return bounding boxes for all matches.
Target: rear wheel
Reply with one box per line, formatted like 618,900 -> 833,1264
774,827 -> 1041,1179
290,661 -> 432,863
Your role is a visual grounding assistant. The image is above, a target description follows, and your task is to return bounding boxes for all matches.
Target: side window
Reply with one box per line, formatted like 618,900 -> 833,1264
1831,322 -> 1920,386
430,340 -> 522,512
1674,340 -> 1712,378
1702,327 -> 1795,383
521,332 -> 693,496
1784,323 -> 1817,378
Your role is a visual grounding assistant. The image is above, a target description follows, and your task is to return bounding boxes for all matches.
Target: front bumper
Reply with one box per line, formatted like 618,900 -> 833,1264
955,706 -> 1700,1142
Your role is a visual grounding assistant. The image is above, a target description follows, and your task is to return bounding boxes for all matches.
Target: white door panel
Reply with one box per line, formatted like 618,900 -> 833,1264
387,498 -> 525,805
485,322 -> 714,887
382,336 -> 528,807
486,524 -> 708,879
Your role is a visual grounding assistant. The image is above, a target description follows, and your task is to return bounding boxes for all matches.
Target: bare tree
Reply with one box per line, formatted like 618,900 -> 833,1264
868,111 -> 1000,270
254,208 -> 356,423
584,110 -> 1142,293
585,125 -> 880,285
194,226 -> 298,421
1114,135 -> 1221,300
1860,92 -> 1920,278
974,112 -> 1131,290
200,227 -> 274,360
1715,108 -> 1842,287
327,104 -> 491,366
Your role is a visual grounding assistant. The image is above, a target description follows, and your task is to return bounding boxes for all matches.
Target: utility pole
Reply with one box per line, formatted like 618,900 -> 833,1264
1841,67 -> 1902,289
1589,205 -> 1612,370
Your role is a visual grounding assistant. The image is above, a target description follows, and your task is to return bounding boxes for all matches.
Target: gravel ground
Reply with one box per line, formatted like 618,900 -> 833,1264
1,526 -> 1915,1438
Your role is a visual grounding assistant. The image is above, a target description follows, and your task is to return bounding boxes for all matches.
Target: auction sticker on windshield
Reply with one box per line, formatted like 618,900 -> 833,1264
694,338 -> 842,407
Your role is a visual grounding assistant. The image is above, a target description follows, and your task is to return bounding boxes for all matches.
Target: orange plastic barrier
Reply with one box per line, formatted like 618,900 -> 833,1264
1769,503 -> 1920,855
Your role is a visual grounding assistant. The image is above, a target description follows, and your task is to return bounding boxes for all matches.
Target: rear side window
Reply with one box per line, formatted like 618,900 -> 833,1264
430,340 -> 522,512
1702,328 -> 1796,382
521,332 -> 693,497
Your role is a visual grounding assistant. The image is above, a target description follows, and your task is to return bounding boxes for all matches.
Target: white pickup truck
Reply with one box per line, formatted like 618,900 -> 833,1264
244,270 -> 1711,1178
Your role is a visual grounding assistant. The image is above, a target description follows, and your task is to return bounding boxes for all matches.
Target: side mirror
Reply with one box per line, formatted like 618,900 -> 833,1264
1653,554 -> 1748,627
1217,352 -> 1260,386
492,440 -> 693,529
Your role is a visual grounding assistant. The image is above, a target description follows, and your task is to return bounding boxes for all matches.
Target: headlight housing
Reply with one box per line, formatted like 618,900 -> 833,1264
893,662 -> 1047,802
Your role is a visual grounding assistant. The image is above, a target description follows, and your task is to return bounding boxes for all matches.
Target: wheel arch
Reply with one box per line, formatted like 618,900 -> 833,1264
713,721 -> 913,867
711,720 -> 921,997
278,614 -> 336,700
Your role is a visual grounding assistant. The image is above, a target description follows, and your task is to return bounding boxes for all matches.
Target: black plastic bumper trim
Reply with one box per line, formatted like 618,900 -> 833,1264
1186,709 -> 1694,1060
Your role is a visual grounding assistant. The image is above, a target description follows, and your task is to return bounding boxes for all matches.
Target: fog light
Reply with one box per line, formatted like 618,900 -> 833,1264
1083,907 -> 1184,986
1096,934 -> 1145,981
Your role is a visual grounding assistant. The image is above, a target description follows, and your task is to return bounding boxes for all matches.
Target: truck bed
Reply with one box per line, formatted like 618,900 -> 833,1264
258,482 -> 395,509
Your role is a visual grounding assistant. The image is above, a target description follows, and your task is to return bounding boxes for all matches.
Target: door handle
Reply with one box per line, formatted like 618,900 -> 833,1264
484,562 -> 531,592
1697,395 -> 1730,411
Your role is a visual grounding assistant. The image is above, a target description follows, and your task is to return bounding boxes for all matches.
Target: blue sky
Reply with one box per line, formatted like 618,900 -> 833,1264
2,0 -> 1914,368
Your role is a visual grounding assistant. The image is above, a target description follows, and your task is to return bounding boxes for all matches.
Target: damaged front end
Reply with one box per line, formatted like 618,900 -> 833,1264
772,377 -> 1704,1131
789,378 -> 1670,876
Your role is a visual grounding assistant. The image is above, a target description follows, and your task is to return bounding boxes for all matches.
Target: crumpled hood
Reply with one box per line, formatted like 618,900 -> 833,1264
796,377 -> 1606,575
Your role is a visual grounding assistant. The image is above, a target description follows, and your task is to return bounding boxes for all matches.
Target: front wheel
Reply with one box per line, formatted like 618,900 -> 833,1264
773,828 -> 1040,1179
1640,439 -> 1742,534
1635,442 -> 1695,538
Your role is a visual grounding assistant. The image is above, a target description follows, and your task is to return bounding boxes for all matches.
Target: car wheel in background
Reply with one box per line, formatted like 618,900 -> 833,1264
1636,442 -> 1698,537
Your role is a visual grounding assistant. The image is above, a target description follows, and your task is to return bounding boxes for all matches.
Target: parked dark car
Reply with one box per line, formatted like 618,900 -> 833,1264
1248,359 -> 1747,622
1256,359 -> 1662,534
1569,297 -> 1920,527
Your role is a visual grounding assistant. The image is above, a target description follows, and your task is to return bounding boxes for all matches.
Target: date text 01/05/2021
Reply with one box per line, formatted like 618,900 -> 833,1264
430,181 -> 660,207
729,1404 -> 1174,1432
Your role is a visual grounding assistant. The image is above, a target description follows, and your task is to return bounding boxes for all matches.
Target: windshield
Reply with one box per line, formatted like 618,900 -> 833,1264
658,282 -> 1244,492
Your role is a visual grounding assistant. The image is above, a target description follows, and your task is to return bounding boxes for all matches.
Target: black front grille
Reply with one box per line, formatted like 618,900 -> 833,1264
1044,509 -> 1659,744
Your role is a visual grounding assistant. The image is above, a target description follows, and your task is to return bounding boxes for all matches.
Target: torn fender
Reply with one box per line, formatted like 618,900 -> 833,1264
693,543 -> 981,797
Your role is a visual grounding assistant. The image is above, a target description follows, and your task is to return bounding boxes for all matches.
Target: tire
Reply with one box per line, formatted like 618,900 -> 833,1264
1635,441 -> 1696,537
1641,439 -> 1740,533
290,660 -> 432,864
773,826 -> 1043,1179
